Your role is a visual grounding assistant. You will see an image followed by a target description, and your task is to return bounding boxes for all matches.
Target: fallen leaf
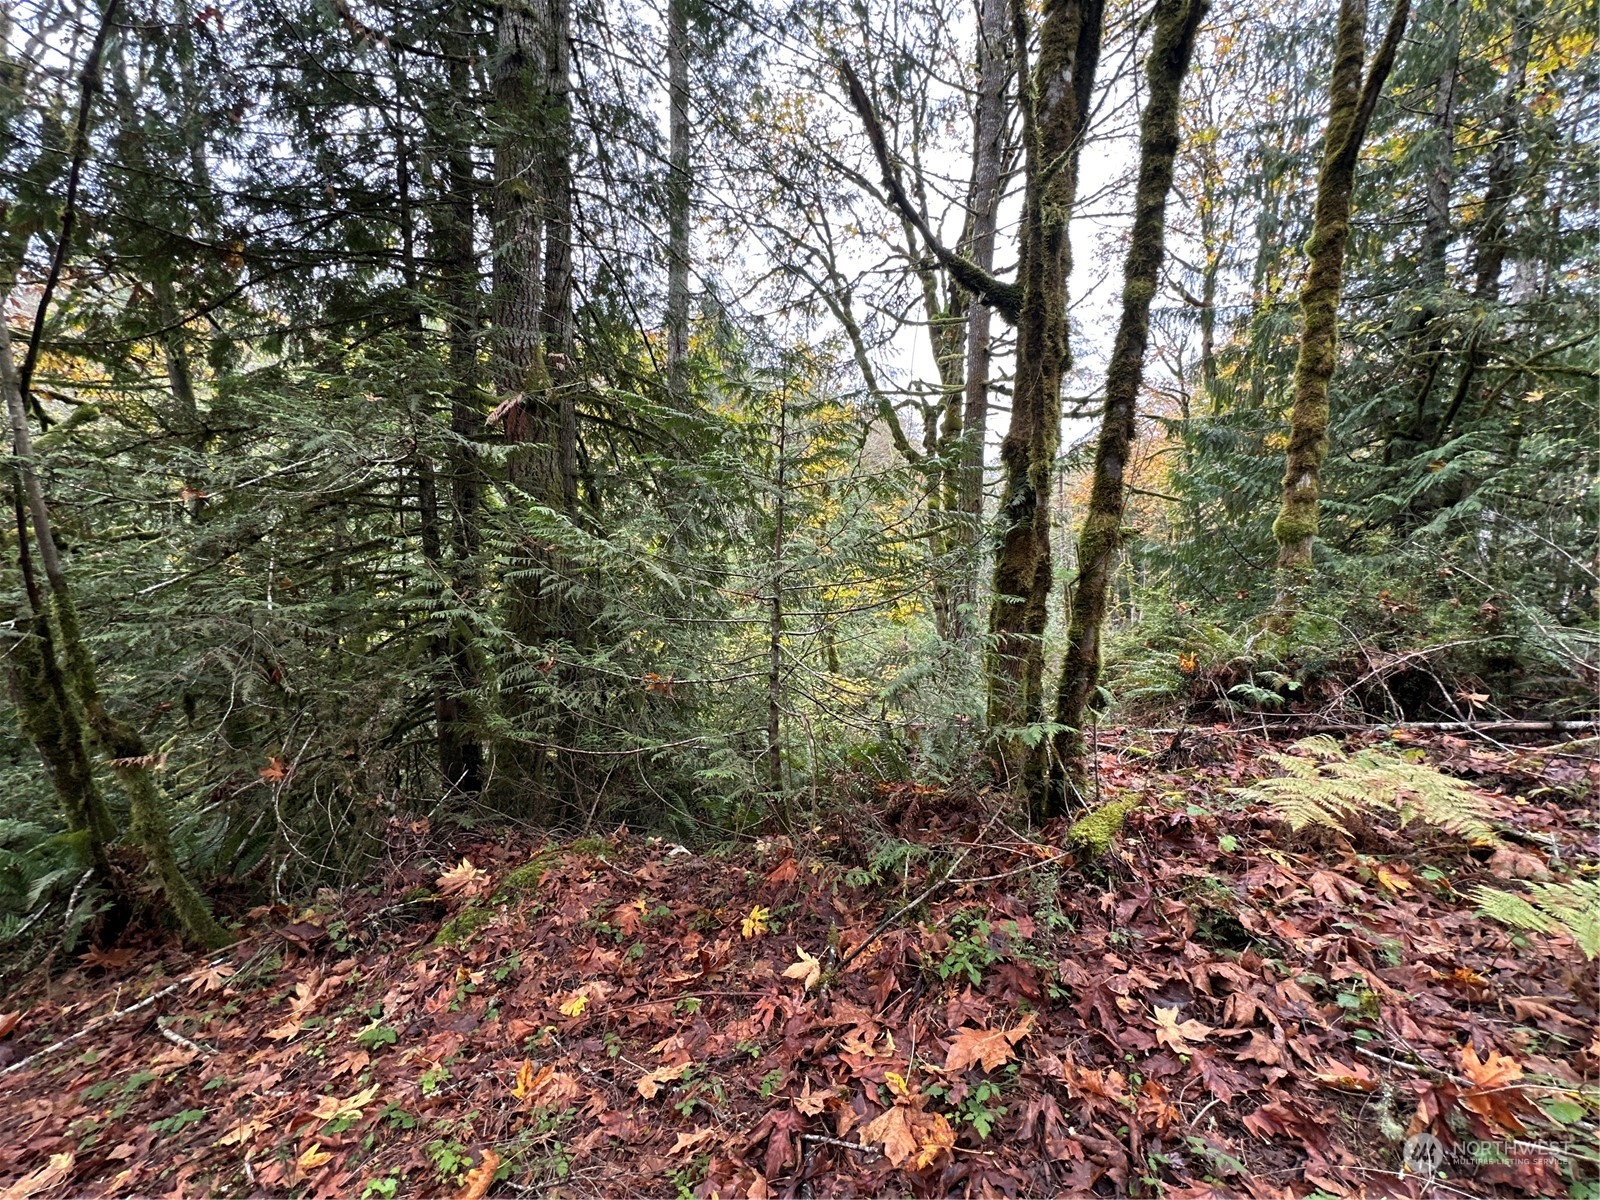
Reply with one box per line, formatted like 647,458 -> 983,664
946,1014 -> 1036,1073
782,946 -> 821,991
0,1011 -> 19,1039
1311,1058 -> 1378,1092
214,1119 -> 264,1147
189,963 -> 237,994
861,1103 -> 955,1170
1152,1006 -> 1213,1054
296,1146 -> 333,1172
0,1151 -> 72,1199
79,946 -> 136,971
671,1128 -> 716,1156
637,1062 -> 690,1099
437,859 -> 489,898
742,905 -> 771,939
558,992 -> 589,1018
455,1149 -> 500,1200
310,1083 -> 379,1122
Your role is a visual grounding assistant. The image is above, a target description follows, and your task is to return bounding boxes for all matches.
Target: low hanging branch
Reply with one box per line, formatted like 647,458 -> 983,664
836,59 -> 1023,324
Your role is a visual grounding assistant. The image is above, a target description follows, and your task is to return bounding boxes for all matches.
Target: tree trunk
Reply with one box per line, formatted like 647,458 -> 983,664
665,0 -> 691,387
1271,0 -> 1410,597
1045,0 -> 1207,819
986,0 -> 1103,789
952,0 -> 1011,641
2,309 -> 226,946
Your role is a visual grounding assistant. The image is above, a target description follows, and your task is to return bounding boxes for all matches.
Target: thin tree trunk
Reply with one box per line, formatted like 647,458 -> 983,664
665,0 -> 691,387
2,311 -> 226,946
1271,0 -> 1410,597
1045,0 -> 1207,820
987,0 -> 1103,791
953,0 -> 1011,641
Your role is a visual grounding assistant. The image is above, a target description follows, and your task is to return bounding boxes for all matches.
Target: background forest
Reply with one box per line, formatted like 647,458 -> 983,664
0,0 -> 1595,957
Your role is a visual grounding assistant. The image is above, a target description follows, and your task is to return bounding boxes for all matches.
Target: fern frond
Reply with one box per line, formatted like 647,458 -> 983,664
1475,880 -> 1600,959
1235,738 -> 1499,844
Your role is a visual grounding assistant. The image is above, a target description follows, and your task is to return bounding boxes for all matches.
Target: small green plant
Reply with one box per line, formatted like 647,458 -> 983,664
427,1139 -> 472,1185
150,1108 -> 208,1134
1234,737 -> 1498,843
935,912 -> 999,986
355,1022 -> 399,1051
759,1069 -> 785,1097
1475,878 -> 1600,959
360,1175 -> 399,1199
954,1078 -> 1007,1139
419,1063 -> 452,1096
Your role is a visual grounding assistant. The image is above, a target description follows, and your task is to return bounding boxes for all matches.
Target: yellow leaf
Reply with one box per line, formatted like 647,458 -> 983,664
558,993 -> 589,1018
1151,1005 -> 1212,1054
436,858 -> 489,898
296,1146 -> 333,1172
511,1058 -> 536,1099
782,946 -> 821,990
214,1119 -> 262,1147
2,1151 -> 73,1199
310,1083 -> 379,1122
637,1062 -> 690,1099
742,905 -> 771,939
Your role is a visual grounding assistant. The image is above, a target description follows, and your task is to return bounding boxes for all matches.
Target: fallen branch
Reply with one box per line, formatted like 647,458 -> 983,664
1101,719 -> 1595,740
0,979 -> 184,1079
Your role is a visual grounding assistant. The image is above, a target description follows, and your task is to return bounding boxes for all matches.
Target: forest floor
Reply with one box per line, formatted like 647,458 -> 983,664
0,729 -> 1595,1199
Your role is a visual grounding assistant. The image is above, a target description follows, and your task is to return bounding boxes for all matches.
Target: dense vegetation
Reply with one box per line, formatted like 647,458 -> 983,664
0,0 -> 1593,959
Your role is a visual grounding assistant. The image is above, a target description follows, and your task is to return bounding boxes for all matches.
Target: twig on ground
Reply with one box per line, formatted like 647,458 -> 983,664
801,1133 -> 878,1156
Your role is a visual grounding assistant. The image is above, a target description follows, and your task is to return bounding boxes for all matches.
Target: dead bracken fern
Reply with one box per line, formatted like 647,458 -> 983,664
1475,879 -> 1600,959
1234,736 -> 1499,844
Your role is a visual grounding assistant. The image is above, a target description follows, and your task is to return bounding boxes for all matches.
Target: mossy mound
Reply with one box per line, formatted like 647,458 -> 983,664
1067,797 -> 1141,857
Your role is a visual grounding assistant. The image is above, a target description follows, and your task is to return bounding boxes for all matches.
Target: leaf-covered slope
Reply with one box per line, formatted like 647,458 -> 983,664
0,733 -> 1594,1199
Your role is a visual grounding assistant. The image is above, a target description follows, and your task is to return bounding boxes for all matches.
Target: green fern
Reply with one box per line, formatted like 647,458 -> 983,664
1475,879 -> 1600,959
1234,737 -> 1498,844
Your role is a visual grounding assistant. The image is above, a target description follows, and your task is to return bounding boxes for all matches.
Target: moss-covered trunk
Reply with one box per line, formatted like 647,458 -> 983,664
985,0 -> 1103,790
2,312 -> 227,947
1045,0 -> 1207,819
1271,0 -> 1410,599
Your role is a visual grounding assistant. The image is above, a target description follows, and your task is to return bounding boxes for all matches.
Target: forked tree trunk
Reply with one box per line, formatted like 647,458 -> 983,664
842,0 -> 1102,796
987,0 -> 1103,792
1045,0 -> 1208,819
1271,0 -> 1410,598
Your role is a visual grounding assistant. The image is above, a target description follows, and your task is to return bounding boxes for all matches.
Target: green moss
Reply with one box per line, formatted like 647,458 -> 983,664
491,847 -> 556,905
435,904 -> 493,947
1066,797 -> 1141,857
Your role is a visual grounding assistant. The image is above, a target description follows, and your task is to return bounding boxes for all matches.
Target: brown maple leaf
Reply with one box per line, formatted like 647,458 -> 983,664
436,858 -> 489,898
1152,1005 -> 1212,1054
945,1013 -> 1036,1073
79,946 -> 136,972
189,963 -> 237,994
860,1078 -> 956,1171
0,1010 -> 20,1039
455,1149 -> 500,1200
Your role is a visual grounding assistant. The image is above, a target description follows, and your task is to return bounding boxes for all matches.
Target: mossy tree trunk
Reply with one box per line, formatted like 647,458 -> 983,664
1271,0 -> 1410,601
987,0 -> 1103,793
2,312 -> 227,947
842,0 -> 1103,797
1046,0 -> 1208,820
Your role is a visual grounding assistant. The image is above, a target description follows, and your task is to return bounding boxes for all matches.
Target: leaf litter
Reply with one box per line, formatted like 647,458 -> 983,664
0,730 -> 1594,1198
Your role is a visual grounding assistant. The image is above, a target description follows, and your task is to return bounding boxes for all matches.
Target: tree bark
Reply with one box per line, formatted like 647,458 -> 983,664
665,0 -> 691,388
952,0 -> 1012,640
1271,0 -> 1410,596
985,0 -> 1103,789
1045,0 -> 1207,819
2,308 -> 226,946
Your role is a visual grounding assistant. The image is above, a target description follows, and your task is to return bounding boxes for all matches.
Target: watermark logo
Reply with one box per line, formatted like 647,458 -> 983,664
1403,1132 -> 1445,1176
